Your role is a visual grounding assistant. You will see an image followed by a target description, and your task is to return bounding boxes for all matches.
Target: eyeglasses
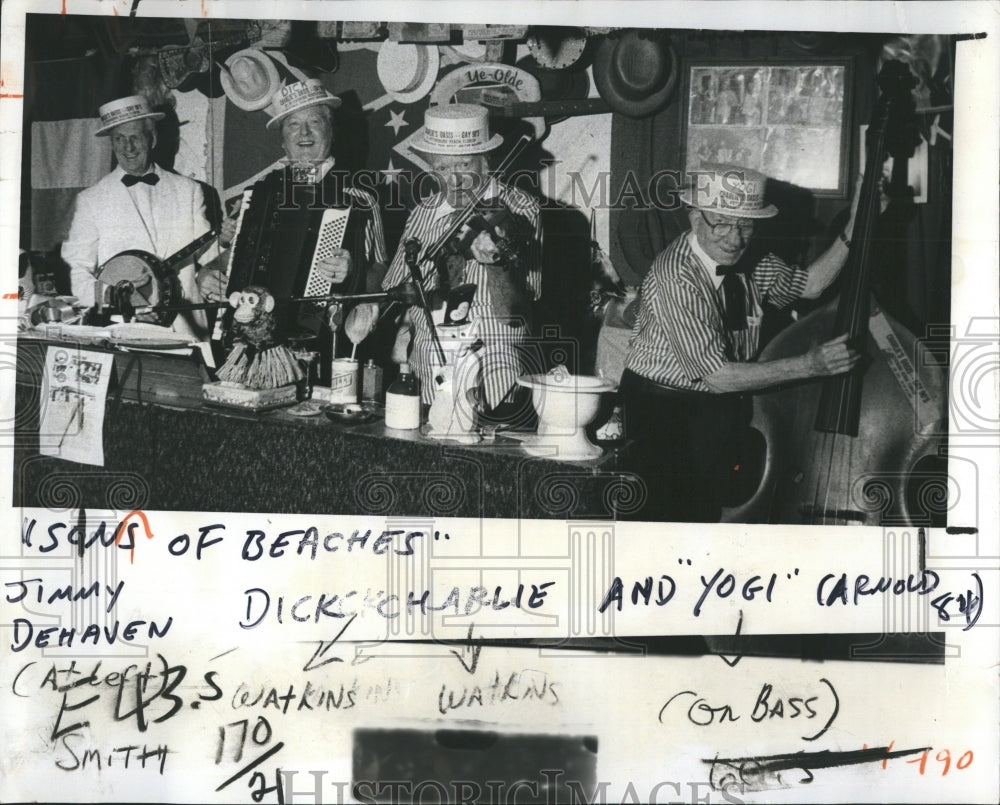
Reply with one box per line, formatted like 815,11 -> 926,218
699,211 -> 755,238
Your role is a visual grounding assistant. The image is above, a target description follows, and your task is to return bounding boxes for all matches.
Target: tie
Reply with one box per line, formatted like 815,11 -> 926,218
121,173 -> 159,187
716,265 -> 748,331
291,163 -> 319,184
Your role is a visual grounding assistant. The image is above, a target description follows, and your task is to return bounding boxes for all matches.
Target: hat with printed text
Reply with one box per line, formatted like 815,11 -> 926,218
95,95 -> 164,136
265,79 -> 342,129
679,163 -> 779,219
410,103 -> 503,155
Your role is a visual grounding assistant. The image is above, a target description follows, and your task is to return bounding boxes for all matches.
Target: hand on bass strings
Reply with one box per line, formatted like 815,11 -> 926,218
805,333 -> 862,377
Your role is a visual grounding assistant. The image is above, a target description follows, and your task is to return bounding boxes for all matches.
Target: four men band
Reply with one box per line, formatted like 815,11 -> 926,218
57,73 -> 881,524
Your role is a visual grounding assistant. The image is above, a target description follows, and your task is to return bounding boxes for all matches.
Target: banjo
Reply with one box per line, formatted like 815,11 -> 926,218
95,229 -> 218,327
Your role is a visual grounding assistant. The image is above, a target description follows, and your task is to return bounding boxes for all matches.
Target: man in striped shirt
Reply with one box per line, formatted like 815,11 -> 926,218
622,164 -> 864,522
382,104 -> 541,416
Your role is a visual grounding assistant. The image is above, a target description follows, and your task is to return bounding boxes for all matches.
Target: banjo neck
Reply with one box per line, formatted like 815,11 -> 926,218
153,229 -> 218,278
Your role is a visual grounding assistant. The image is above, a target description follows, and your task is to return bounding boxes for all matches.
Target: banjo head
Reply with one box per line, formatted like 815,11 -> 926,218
97,250 -> 180,325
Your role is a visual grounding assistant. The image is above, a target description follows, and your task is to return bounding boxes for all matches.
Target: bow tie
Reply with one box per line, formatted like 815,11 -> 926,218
716,265 -> 749,332
290,163 -> 320,184
121,172 -> 159,187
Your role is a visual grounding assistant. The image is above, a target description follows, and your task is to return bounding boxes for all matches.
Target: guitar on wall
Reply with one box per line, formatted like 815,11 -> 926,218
157,22 -> 263,90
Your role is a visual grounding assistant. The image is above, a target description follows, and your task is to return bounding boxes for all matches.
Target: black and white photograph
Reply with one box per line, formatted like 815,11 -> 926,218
9,10 -> 964,527
685,61 -> 850,193
1,2 -> 997,804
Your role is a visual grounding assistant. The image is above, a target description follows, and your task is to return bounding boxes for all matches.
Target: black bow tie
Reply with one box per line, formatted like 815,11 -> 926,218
121,172 -> 159,187
716,265 -> 749,331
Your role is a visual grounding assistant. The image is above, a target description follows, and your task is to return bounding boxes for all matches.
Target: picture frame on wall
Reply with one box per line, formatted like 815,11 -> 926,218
683,58 -> 854,197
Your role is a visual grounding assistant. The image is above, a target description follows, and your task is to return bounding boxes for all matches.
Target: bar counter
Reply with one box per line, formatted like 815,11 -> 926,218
13,338 -> 639,520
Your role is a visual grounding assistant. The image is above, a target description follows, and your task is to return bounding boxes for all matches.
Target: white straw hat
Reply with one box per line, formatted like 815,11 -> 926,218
95,95 -> 164,136
376,42 -> 440,104
678,163 -> 779,219
410,103 -> 503,155
265,79 -> 342,129
220,48 -> 282,111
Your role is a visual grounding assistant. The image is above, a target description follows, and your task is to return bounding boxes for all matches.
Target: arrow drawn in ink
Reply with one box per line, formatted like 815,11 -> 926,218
450,624 -> 483,674
718,609 -> 744,667
303,613 -> 357,672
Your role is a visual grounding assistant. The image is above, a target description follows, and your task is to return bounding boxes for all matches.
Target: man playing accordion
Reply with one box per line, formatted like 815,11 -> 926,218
200,79 -> 387,378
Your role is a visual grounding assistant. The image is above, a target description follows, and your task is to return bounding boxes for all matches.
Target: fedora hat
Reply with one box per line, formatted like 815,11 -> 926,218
220,48 -> 282,111
593,29 -> 679,119
411,103 -> 503,155
95,95 -> 164,136
679,163 -> 778,219
377,42 -> 440,104
265,79 -> 342,129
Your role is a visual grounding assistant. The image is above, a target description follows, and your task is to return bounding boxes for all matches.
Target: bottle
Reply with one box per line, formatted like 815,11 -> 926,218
362,359 -> 383,403
384,363 -> 421,429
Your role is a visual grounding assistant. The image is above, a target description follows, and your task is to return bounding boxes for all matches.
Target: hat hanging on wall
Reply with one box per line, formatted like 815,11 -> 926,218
376,42 -> 440,104
526,26 -> 591,71
220,48 -> 282,111
593,29 -> 679,118
441,40 -> 509,65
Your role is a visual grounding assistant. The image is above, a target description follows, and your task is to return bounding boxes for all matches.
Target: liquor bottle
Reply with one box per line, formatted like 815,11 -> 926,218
384,363 -> 421,429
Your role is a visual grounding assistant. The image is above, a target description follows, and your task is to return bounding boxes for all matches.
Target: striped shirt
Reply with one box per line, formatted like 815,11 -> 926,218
318,159 -> 388,267
343,186 -> 388,267
625,230 -> 808,390
383,181 -> 541,406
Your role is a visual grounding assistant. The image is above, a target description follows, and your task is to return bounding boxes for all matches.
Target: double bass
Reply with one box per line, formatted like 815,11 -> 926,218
722,61 -> 949,527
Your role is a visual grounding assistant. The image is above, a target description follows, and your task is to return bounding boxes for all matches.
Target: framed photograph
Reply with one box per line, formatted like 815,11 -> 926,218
683,59 -> 853,197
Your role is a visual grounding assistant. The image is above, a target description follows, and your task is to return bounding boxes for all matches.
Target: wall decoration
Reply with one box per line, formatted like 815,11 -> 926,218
683,59 -> 852,197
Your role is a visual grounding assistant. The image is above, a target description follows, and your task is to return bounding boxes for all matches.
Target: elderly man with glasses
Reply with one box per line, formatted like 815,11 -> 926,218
621,164 -> 868,522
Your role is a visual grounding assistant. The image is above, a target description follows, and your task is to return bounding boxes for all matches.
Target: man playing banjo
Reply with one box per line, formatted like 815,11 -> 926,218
62,94 -> 215,340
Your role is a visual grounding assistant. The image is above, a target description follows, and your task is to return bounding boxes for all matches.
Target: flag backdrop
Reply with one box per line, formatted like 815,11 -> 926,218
25,51 -> 118,252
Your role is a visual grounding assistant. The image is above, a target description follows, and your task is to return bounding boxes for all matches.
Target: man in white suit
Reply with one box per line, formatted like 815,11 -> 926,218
62,95 -> 213,340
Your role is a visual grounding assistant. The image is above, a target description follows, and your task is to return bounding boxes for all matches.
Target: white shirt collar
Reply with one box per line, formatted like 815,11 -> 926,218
687,230 -> 725,290
316,157 -> 335,182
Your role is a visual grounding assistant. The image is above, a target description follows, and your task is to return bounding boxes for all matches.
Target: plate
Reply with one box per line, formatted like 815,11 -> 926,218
322,401 -> 383,425
286,401 -> 324,417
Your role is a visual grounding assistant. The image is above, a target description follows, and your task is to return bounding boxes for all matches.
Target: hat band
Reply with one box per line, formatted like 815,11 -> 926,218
423,127 -> 490,149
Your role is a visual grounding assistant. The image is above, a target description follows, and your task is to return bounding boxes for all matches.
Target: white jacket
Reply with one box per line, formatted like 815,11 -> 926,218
62,164 -> 215,339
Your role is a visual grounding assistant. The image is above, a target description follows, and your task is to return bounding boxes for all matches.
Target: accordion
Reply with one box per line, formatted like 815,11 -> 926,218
214,169 -> 366,343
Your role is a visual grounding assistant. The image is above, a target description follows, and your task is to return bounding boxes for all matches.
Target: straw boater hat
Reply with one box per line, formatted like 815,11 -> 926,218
679,163 -> 779,219
410,103 -> 503,155
95,95 -> 164,136
220,48 -> 282,111
376,42 -> 440,104
265,78 -> 342,129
